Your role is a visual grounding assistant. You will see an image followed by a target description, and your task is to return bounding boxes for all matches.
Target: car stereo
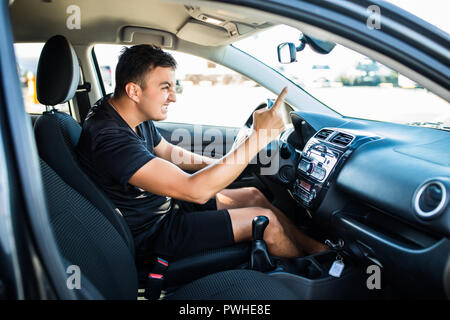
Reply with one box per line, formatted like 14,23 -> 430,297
291,129 -> 354,208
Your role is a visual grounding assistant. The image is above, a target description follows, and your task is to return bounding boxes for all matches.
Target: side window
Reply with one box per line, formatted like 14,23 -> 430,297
14,43 -> 70,115
93,44 -> 274,127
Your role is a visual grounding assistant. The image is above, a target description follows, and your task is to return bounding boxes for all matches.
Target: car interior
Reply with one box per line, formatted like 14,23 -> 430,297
3,0 -> 450,300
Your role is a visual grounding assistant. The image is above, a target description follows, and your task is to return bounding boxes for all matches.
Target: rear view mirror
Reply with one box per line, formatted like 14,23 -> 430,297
303,35 -> 336,55
277,33 -> 336,64
277,42 -> 297,64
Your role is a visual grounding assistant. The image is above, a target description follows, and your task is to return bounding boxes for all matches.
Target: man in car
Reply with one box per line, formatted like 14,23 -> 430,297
76,44 -> 328,261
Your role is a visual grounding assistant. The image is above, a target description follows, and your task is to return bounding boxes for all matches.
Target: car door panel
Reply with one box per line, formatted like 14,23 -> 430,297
155,122 -> 239,157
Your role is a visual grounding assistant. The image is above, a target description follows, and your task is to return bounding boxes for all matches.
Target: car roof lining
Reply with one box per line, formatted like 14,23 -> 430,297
9,0 -> 270,46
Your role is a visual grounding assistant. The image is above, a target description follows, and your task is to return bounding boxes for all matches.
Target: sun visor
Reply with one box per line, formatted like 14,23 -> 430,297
177,21 -> 231,46
120,26 -> 175,49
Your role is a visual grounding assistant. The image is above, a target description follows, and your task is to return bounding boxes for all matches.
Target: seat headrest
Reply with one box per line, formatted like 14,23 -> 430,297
36,35 -> 80,106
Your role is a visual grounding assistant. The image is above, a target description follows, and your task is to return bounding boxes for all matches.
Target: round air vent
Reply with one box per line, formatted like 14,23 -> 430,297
279,165 -> 295,184
414,180 -> 447,219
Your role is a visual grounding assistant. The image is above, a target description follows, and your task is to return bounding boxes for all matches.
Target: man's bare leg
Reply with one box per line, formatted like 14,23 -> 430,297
227,207 -> 301,258
216,187 -> 328,255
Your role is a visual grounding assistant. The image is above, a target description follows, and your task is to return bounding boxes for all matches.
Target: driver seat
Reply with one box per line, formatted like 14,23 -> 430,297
33,35 -> 251,289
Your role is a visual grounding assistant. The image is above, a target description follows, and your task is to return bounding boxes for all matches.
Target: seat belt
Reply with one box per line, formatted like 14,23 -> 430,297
75,64 -> 92,125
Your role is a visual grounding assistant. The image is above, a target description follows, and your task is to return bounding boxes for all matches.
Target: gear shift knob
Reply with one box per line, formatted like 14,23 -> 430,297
252,216 -> 269,241
250,215 -> 274,272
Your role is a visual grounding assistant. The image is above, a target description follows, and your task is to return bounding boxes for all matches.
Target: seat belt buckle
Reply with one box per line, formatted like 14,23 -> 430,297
153,257 -> 169,274
144,257 -> 169,300
144,273 -> 164,300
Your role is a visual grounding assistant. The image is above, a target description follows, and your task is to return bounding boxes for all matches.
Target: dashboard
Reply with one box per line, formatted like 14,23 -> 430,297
292,128 -> 365,209
267,111 -> 450,298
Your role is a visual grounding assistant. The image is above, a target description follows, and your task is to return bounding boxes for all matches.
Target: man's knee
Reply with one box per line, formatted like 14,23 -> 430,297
246,187 -> 269,208
255,208 -> 283,246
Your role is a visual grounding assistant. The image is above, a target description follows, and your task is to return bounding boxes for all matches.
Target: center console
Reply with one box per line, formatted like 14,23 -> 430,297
253,127 -> 383,299
291,129 -> 354,209
268,128 -> 383,299
268,250 -> 379,299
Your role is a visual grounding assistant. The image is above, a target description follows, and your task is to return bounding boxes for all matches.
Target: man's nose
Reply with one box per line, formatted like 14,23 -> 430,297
169,90 -> 176,103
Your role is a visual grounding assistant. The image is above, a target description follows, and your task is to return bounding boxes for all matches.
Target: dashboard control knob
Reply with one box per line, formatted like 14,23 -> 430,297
280,144 -> 291,159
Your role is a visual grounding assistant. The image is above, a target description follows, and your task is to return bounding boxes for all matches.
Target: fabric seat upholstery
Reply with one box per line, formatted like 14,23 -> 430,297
34,111 -> 136,252
166,270 -> 298,300
40,159 -> 138,299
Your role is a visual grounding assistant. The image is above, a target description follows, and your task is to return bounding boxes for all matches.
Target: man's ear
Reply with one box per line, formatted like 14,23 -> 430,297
125,82 -> 141,103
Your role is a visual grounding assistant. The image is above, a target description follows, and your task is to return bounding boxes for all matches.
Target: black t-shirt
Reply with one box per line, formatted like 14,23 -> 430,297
76,94 -> 172,242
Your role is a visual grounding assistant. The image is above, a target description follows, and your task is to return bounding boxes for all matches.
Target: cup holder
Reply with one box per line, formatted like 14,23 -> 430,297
289,251 -> 342,279
293,259 -> 323,279
312,250 -> 338,271
272,250 -> 348,280
271,250 -> 370,300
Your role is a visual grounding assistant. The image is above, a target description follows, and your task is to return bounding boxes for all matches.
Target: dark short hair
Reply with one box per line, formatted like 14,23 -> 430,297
113,44 -> 177,98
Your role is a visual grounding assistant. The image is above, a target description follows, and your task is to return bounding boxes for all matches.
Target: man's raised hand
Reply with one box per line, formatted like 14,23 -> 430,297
252,86 -> 288,142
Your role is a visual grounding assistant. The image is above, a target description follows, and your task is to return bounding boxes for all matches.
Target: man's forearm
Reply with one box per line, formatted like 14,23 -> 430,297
171,145 -> 215,171
134,86 -> 287,204
187,130 -> 269,203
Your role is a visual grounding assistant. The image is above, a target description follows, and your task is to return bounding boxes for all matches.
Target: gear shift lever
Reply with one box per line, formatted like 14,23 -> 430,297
250,216 -> 274,272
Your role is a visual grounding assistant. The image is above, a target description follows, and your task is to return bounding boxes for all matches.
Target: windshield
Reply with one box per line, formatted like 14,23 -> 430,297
233,1 -> 449,131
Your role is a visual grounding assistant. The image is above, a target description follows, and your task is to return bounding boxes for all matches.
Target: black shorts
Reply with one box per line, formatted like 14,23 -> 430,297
144,198 -> 235,259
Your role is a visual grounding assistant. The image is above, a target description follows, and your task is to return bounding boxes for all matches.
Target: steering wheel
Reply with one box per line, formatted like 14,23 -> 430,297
230,100 -> 296,184
230,102 -> 268,151
244,102 -> 268,128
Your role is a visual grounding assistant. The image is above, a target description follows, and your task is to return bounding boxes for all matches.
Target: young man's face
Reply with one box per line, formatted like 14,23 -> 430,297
137,66 -> 176,121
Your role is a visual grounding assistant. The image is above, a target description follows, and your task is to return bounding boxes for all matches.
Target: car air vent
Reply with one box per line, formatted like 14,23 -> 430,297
414,181 -> 447,219
330,132 -> 353,146
315,129 -> 334,140
279,165 -> 295,184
